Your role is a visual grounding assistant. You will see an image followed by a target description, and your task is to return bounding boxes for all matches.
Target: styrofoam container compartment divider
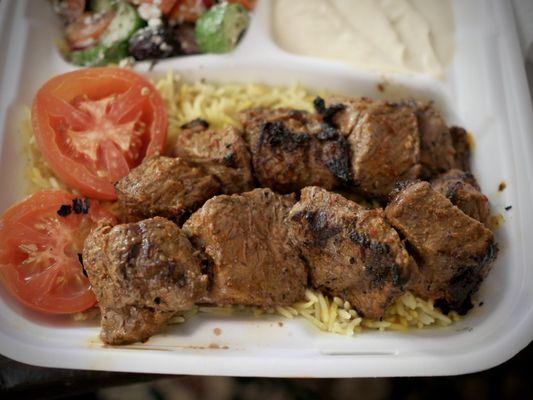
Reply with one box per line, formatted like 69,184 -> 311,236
0,0 -> 532,377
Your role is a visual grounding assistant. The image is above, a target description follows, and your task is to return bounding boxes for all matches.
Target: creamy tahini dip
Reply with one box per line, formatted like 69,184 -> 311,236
273,0 -> 455,77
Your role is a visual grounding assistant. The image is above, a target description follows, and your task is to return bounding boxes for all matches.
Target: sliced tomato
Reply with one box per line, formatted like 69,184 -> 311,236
53,0 -> 87,24
227,0 -> 257,11
137,0 -> 177,14
169,0 -> 207,24
0,191 -> 115,314
65,11 -> 116,49
32,67 -> 168,200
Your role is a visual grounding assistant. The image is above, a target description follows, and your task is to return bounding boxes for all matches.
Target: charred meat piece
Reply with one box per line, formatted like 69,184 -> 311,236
410,101 -> 456,178
175,122 -> 254,194
83,217 -> 208,345
325,97 -> 421,198
450,126 -> 471,171
431,169 -> 491,226
240,108 -> 352,193
115,156 -> 221,222
385,181 -> 497,314
287,187 -> 415,318
318,96 -> 373,137
183,188 -> 307,307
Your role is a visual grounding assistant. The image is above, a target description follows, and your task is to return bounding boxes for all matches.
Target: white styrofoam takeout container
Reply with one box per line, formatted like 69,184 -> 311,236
0,0 -> 532,377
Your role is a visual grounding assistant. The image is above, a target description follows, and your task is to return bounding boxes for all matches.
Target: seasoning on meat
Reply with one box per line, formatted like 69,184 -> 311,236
324,96 -> 421,198
240,107 -> 352,193
72,198 -> 90,214
450,126 -> 471,171
322,96 -> 373,137
115,156 -> 221,222
431,169 -> 490,226
82,217 -> 208,345
175,123 -> 254,193
57,204 -> 72,217
385,181 -> 497,314
410,101 -> 456,178
287,186 -> 415,318
313,96 -> 346,126
183,188 -> 307,308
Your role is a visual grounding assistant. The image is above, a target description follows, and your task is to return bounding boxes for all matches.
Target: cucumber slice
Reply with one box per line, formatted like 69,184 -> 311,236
70,41 -> 129,67
100,2 -> 144,48
70,46 -> 106,67
195,3 -> 250,54
91,0 -> 117,13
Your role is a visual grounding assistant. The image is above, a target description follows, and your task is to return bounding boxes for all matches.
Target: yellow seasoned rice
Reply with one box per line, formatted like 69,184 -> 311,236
21,69 -> 458,335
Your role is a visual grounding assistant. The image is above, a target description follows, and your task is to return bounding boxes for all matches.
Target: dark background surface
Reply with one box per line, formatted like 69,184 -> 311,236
1,340 -> 532,400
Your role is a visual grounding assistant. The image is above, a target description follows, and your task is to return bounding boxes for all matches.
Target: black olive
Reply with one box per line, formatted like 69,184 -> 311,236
128,25 -> 180,61
173,23 -> 201,55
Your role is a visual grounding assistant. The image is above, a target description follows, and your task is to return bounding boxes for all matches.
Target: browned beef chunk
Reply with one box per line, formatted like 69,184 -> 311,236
411,101 -> 456,178
115,156 -> 221,222
287,187 -> 415,318
240,108 -> 351,193
321,97 -> 421,198
450,126 -> 471,171
318,96 -> 372,137
385,181 -> 497,314
83,217 -> 208,345
174,122 -> 254,193
183,188 -> 307,307
431,169 -> 490,226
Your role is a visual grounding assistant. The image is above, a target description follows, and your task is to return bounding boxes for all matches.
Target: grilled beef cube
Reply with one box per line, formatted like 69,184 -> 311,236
450,126 -> 471,171
431,169 -> 490,226
183,188 -> 307,307
323,97 -> 421,198
287,187 -> 415,318
411,101 -> 456,178
175,122 -> 254,193
83,217 -> 208,345
115,156 -> 221,222
385,181 -> 497,314
317,96 -> 373,137
240,108 -> 352,193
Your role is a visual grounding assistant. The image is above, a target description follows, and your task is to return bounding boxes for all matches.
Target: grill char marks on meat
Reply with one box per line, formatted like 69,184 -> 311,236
82,217 -> 208,345
322,96 -> 374,137
240,108 -> 352,193
287,186 -> 415,318
385,181 -> 497,314
175,122 -> 254,194
325,96 -> 421,198
115,156 -> 221,223
313,96 -> 346,126
431,169 -> 490,226
183,188 -> 307,308
409,101 -> 456,178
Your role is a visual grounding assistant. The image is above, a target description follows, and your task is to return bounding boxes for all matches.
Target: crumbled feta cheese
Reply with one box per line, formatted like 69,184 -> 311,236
138,3 -> 162,21
118,57 -> 136,68
160,42 -> 172,52
148,17 -> 163,27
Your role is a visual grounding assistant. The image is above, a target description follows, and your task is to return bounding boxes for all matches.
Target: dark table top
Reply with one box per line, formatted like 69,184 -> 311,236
1,340 -> 532,400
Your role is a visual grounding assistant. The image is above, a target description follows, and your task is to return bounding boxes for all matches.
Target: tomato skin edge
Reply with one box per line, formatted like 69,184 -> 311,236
0,267 -> 97,314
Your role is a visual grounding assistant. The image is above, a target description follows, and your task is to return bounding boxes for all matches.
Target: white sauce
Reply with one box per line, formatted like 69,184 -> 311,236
273,0 -> 455,77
